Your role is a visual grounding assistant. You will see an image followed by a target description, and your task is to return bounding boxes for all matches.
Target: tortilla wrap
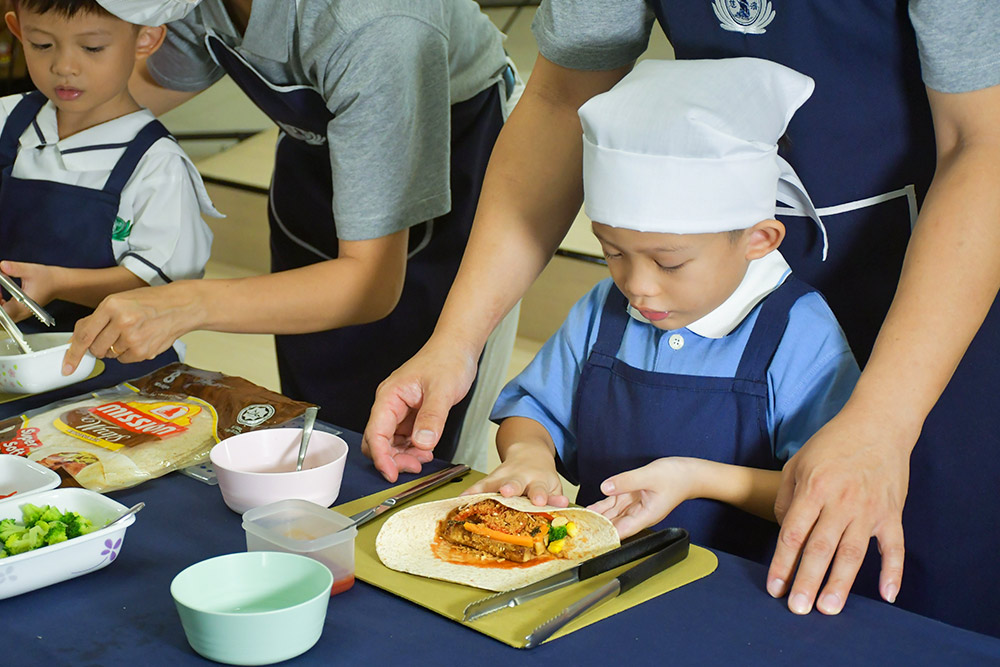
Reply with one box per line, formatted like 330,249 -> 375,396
376,493 -> 621,591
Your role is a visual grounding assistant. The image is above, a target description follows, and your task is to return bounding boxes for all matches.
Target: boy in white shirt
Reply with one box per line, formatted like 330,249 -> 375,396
0,0 -> 218,338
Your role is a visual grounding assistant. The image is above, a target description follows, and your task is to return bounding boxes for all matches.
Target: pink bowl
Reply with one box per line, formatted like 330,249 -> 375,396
209,428 -> 349,514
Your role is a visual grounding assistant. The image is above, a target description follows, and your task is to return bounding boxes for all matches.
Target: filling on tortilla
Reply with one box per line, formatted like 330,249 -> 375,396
437,498 -> 579,563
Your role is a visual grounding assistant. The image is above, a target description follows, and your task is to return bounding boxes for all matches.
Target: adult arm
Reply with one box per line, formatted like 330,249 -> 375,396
362,55 -> 630,481
129,59 -> 200,115
767,81 -> 1000,615
62,231 -> 408,367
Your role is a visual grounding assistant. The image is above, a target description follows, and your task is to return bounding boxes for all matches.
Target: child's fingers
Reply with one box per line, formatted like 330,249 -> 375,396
600,461 -> 658,496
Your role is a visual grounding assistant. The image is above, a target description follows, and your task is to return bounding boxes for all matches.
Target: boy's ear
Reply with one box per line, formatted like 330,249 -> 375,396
744,219 -> 785,260
5,11 -> 23,41
135,24 -> 166,60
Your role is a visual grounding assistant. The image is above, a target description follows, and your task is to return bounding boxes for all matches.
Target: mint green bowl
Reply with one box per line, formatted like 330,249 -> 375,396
171,552 -> 333,665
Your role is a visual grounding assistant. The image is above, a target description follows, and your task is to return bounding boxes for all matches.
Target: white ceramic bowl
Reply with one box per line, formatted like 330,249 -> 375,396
171,551 -> 332,666
0,455 -> 60,500
0,332 -> 97,394
0,487 -> 136,599
210,428 -> 349,514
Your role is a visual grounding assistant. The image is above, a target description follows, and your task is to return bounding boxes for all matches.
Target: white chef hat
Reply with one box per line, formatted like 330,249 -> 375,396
96,0 -> 200,25
580,58 -> 827,259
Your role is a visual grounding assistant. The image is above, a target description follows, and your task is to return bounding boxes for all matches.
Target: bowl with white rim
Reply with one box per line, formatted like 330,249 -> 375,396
210,428 -> 349,514
0,332 -> 97,394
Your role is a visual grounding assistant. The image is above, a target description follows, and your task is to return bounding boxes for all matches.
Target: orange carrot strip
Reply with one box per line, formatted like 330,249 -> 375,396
463,522 -> 534,547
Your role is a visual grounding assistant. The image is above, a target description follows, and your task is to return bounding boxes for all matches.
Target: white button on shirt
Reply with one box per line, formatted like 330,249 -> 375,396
668,334 -> 684,350
0,94 -> 221,286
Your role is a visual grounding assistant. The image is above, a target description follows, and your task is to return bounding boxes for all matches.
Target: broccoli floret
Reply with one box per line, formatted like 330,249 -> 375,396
0,548 -> 7,558
0,518 -> 20,541
4,524 -> 46,555
44,521 -> 68,545
37,505 -> 62,524
64,513 -> 96,539
20,503 -> 46,526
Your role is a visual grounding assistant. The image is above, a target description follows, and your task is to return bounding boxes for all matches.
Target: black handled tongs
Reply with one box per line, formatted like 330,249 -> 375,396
0,271 -> 55,353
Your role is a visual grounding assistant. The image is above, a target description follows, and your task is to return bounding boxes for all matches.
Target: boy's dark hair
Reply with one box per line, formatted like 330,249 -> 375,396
11,0 -> 114,19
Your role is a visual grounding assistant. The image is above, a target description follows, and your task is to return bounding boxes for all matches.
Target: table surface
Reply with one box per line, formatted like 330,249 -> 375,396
8,428 -> 1000,666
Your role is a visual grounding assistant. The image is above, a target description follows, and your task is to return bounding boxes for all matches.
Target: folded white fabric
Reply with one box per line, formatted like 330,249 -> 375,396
96,0 -> 200,25
579,58 -> 827,257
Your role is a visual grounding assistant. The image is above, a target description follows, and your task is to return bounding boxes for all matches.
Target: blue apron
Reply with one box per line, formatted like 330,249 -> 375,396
573,277 -> 812,564
0,92 -> 179,417
204,36 -> 505,459
651,2 -> 1000,635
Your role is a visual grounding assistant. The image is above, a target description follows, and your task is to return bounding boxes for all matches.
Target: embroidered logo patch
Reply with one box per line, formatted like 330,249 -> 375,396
712,0 -> 775,34
112,216 -> 133,240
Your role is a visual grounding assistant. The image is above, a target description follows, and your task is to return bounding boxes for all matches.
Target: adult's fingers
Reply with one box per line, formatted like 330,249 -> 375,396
779,508 -> 851,615
408,385 -> 458,450
876,521 -> 905,604
63,312 -> 110,375
767,491 -> 822,599
813,520 -> 873,615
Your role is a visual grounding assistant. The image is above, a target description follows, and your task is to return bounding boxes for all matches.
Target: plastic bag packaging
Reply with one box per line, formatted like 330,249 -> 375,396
0,364 -> 313,492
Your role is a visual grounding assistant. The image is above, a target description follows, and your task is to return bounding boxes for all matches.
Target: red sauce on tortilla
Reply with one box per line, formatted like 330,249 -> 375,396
431,534 -> 557,569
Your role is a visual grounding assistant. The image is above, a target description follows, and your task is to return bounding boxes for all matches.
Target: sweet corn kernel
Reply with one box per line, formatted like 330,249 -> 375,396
566,521 -> 578,537
548,538 -> 565,554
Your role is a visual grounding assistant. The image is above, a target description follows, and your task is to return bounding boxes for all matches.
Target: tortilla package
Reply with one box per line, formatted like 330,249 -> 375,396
376,493 -> 620,591
0,363 -> 313,492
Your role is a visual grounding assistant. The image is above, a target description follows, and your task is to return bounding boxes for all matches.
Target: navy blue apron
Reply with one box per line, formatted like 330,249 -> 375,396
573,277 -> 812,564
0,92 -> 179,418
651,2 -> 1000,635
204,36 -> 504,459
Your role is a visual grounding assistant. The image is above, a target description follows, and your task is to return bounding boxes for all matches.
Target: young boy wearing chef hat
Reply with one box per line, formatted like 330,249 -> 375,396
0,0 -> 217,390
469,58 -> 861,563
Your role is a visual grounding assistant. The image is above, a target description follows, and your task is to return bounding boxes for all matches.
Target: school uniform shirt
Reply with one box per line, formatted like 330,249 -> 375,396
146,0 -> 508,241
0,95 -> 219,285
491,250 -> 861,472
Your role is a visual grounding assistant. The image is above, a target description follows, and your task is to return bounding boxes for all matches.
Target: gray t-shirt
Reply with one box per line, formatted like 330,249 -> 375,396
532,0 -> 1000,93
149,0 -> 506,240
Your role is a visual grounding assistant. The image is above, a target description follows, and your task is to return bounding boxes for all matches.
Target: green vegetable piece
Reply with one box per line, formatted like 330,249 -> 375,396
37,505 -> 62,525
548,524 -> 568,542
0,518 -> 21,541
4,525 -> 46,555
20,503 -> 46,526
44,521 -> 68,545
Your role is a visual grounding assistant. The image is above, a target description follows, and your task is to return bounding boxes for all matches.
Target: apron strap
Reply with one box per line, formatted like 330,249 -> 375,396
102,120 -> 171,196
590,285 -> 631,365
734,275 -> 815,382
0,91 -> 47,168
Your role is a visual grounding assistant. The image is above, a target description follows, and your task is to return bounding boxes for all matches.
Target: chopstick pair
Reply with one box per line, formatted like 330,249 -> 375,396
461,527 -> 690,648
0,272 -> 54,353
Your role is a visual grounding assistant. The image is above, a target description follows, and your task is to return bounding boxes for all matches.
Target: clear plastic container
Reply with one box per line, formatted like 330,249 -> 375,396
242,499 -> 357,596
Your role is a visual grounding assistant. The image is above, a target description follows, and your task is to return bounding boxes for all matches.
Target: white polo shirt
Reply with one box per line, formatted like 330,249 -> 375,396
0,94 -> 220,285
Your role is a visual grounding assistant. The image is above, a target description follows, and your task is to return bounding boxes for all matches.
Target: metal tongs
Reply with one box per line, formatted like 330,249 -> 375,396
0,272 -> 55,354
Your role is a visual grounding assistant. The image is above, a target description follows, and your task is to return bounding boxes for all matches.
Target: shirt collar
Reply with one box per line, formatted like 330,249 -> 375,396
627,249 -> 791,338
20,99 -> 162,171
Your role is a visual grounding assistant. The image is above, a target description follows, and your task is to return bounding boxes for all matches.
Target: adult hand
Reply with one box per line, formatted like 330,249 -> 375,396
588,458 -> 698,539
767,410 -> 910,616
362,338 -> 479,482
62,283 -> 196,374
0,260 -> 56,322
461,442 -> 569,508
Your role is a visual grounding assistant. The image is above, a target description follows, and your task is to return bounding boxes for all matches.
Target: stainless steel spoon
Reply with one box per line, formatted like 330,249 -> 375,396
295,406 -> 319,471
104,502 -> 145,529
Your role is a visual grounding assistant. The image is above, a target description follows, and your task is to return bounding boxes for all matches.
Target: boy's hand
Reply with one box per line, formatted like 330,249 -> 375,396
588,458 -> 699,539
462,443 -> 569,508
0,260 -> 57,322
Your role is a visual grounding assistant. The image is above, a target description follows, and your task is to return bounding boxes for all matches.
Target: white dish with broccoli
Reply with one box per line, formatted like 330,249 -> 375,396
0,488 -> 137,599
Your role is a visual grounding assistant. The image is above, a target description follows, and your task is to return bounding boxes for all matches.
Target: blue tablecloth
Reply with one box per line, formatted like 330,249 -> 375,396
7,428 -> 1000,666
